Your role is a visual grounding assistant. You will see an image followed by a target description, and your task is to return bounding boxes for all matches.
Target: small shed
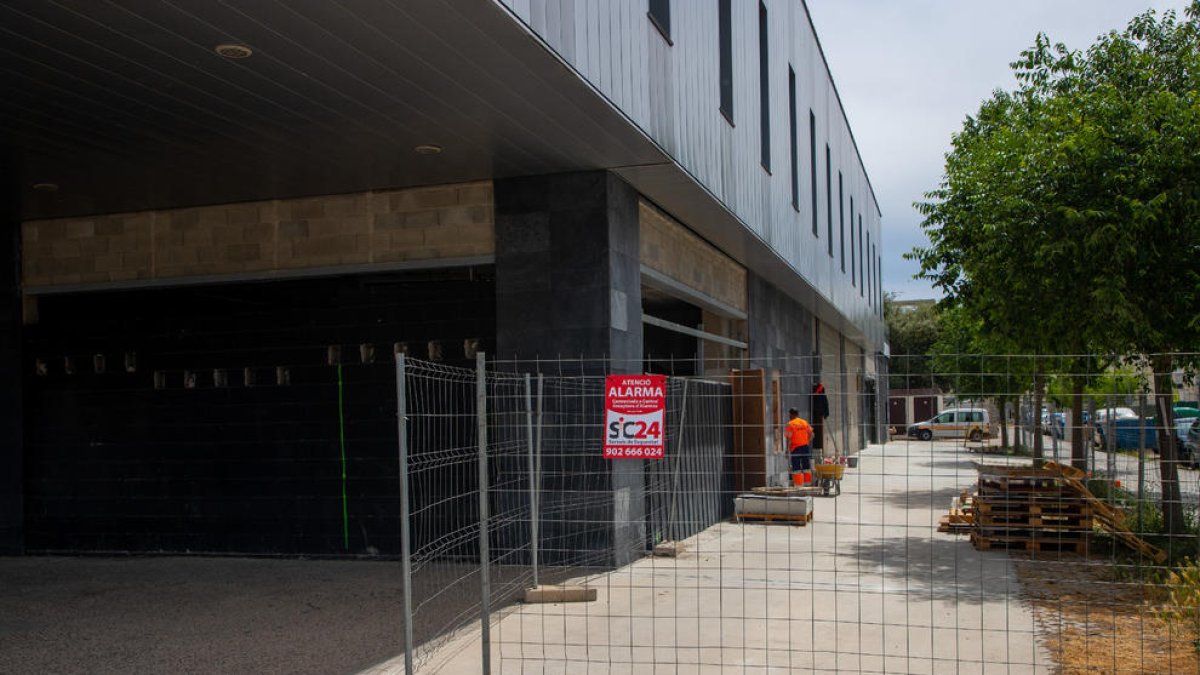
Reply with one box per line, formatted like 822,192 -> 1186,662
888,388 -> 945,429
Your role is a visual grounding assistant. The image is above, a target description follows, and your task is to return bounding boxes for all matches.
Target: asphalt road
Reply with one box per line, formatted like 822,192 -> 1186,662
0,556 -> 411,675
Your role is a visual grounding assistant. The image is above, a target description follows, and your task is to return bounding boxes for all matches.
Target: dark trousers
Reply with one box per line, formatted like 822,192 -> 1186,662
790,445 -> 812,472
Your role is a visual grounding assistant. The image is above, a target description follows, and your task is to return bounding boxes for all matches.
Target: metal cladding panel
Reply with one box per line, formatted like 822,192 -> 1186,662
494,0 -> 885,350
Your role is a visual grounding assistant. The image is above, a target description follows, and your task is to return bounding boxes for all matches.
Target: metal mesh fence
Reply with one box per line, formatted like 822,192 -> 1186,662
387,352 -> 1200,675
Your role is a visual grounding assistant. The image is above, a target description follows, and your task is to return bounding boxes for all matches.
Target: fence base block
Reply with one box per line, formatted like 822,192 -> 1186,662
523,585 -> 597,604
653,541 -> 686,557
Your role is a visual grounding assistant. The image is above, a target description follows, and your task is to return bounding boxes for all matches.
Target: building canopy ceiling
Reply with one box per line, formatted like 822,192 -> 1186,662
1,0 -> 667,220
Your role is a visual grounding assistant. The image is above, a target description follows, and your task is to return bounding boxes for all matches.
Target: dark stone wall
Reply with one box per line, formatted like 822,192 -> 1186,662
22,271 -> 495,555
493,171 -> 645,566
747,272 -> 816,414
494,171 -> 642,372
0,155 -> 21,554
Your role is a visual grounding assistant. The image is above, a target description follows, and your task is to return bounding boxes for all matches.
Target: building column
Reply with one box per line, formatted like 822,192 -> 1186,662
493,170 -> 642,370
493,170 -> 644,565
0,155 -> 22,554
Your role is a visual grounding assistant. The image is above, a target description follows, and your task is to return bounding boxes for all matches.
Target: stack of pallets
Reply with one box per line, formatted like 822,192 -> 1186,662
970,465 -> 1094,555
966,462 -> 1167,562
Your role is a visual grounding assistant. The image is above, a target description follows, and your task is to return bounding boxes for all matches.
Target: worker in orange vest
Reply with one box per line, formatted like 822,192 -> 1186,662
784,407 -> 814,481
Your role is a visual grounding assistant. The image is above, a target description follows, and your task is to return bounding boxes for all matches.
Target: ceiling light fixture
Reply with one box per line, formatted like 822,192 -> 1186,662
31,182 -> 59,192
214,43 -> 253,59
414,144 -> 443,155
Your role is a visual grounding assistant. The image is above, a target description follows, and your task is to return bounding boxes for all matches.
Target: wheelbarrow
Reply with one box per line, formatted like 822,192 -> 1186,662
813,463 -> 844,497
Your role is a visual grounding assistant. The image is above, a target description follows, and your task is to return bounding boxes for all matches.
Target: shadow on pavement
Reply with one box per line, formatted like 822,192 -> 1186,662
845,535 -> 1018,605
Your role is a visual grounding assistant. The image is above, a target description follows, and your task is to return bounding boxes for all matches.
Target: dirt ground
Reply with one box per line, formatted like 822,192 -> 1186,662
1016,556 -> 1200,674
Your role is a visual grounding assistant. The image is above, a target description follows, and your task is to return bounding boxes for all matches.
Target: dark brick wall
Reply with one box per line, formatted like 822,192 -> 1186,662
23,270 -> 495,555
0,154 -> 21,554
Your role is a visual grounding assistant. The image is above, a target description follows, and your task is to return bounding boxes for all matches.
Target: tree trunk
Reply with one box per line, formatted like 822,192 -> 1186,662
1070,376 -> 1087,471
1033,368 -> 1045,465
1153,354 -> 1184,537
999,396 -> 1010,451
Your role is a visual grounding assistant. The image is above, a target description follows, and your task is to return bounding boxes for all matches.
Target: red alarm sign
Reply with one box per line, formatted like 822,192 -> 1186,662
603,374 -> 667,459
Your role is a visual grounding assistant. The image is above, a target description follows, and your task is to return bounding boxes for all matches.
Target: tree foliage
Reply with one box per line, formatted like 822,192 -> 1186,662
910,3 -> 1200,530
884,295 -> 940,389
912,2 -> 1200,357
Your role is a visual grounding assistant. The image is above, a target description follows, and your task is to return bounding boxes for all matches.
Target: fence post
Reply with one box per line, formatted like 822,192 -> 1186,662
524,372 -> 539,587
1050,400 -> 1060,462
395,354 -> 415,675
1137,392 -> 1147,535
535,374 -> 544,570
667,378 -> 691,540
476,352 -> 492,675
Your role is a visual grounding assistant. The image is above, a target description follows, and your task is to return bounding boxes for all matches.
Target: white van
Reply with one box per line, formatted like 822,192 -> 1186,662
907,407 -> 992,442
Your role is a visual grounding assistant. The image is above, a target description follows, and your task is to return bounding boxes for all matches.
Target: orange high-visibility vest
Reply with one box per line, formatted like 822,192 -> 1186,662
785,417 -> 813,450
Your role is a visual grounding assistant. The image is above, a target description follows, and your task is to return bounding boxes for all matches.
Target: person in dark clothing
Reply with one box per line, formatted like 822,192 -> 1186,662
811,382 -> 830,451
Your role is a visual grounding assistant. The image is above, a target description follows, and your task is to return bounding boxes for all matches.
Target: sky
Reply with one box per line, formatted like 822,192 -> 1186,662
805,0 -> 1192,301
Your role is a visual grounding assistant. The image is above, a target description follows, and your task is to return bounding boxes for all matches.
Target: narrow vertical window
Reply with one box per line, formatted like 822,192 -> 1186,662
838,171 -> 845,271
825,145 -> 833,256
810,111 -> 818,235
877,253 -> 883,314
788,67 -> 798,211
867,233 -> 874,304
859,214 -> 865,294
758,1 -> 770,170
648,0 -> 671,43
849,195 -> 856,283
719,0 -> 733,122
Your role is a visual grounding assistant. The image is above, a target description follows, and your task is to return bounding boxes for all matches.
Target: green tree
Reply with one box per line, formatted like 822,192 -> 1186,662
913,4 -> 1200,532
884,295 -> 940,390
931,305 -> 1034,451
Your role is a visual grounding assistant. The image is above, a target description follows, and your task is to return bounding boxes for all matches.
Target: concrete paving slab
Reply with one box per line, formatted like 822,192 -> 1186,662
364,440 -> 1054,674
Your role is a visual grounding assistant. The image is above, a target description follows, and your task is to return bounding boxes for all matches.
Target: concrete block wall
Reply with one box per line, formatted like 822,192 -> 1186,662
638,201 -> 747,315
22,182 -> 494,288
817,319 -> 865,455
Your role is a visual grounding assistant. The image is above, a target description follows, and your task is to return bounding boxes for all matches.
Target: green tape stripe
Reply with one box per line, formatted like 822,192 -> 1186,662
338,364 -> 349,551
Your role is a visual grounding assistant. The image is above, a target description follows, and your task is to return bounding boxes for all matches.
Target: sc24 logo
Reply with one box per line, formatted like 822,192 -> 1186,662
607,417 -> 662,441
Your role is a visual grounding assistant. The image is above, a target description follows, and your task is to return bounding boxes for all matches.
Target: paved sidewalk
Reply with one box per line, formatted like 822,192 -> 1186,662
364,440 -> 1053,674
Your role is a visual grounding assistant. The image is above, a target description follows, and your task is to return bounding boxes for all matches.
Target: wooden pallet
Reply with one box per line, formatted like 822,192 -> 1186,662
735,511 -> 813,526
977,479 -> 1071,496
938,515 -> 974,534
750,486 -> 823,497
976,513 -> 1093,529
971,532 -> 1089,555
974,500 -> 1094,516
1041,462 -> 1167,563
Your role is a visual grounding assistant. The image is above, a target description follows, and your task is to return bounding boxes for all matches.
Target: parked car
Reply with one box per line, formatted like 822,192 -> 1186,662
1185,419 -> 1200,468
907,407 -> 993,442
1092,407 -> 1138,423
1051,410 -> 1091,439
1177,417 -> 1196,448
1094,415 -> 1199,454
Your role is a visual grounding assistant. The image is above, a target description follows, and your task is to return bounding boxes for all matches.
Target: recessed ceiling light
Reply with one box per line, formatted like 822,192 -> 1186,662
32,182 -> 58,192
215,43 -> 253,59
414,144 -> 443,155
